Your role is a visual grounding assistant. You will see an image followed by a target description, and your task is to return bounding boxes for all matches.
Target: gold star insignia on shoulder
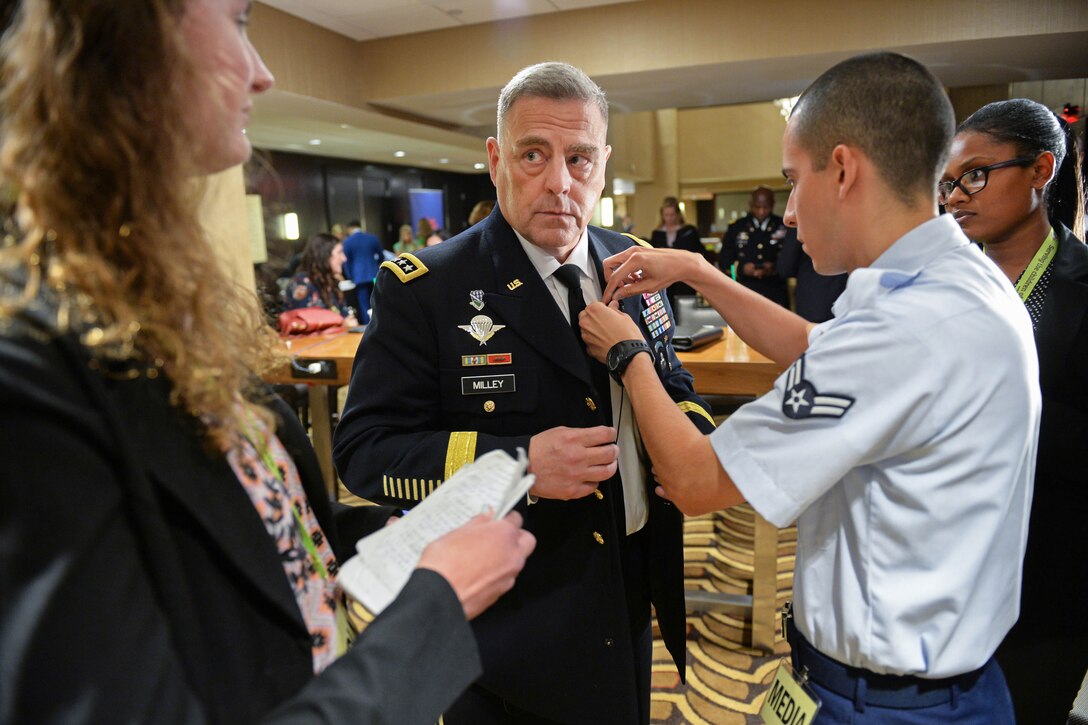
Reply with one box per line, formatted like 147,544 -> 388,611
380,253 -> 428,283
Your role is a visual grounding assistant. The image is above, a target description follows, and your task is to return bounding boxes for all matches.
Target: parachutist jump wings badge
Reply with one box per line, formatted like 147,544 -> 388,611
459,315 -> 505,346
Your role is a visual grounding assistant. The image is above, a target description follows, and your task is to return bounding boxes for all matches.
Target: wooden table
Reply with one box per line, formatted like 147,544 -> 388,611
266,328 -> 788,651
265,332 -> 363,497
676,328 -> 783,396
267,330 -> 783,496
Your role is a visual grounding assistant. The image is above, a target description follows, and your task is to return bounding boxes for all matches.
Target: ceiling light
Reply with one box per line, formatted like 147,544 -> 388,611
339,124 -> 350,129
474,162 -> 486,170
600,197 -> 614,228
773,96 -> 799,121
439,158 -> 450,164
308,139 -> 322,145
394,150 -> 406,158
283,213 -> 300,241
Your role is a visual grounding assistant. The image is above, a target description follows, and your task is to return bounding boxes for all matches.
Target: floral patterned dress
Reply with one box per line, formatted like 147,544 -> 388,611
226,422 -> 342,673
283,273 -> 348,316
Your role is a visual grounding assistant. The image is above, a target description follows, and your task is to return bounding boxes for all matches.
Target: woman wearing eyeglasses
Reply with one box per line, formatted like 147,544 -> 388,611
941,98 -> 1086,724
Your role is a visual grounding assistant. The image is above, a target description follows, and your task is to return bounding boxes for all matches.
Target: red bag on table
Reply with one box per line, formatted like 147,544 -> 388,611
277,307 -> 344,337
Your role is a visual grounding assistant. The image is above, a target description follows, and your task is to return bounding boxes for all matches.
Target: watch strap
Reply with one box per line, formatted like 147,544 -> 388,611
608,339 -> 651,384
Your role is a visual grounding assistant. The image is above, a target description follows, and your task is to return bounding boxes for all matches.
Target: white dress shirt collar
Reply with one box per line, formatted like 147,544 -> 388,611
513,227 -> 593,284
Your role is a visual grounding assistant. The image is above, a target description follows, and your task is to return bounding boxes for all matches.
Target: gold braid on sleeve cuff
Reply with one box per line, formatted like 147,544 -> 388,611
676,400 -> 715,428
444,431 -> 478,480
382,475 -> 442,502
378,431 -> 479,503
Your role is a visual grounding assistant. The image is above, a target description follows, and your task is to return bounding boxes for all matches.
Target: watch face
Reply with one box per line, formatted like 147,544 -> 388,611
607,346 -> 622,372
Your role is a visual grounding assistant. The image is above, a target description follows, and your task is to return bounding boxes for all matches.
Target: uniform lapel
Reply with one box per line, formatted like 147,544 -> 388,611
481,211 -> 592,386
589,229 -> 645,331
1037,227 -> 1088,389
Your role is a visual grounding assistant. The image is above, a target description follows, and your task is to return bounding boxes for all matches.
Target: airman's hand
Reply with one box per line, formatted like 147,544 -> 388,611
601,246 -> 708,304
579,301 -> 641,364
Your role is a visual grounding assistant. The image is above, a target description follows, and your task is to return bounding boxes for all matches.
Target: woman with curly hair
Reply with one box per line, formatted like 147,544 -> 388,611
283,232 -> 358,324
0,1 -> 534,722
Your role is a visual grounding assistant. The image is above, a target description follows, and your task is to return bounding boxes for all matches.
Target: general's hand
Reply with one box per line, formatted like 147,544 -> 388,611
600,246 -> 704,304
418,511 -> 536,620
579,301 -> 641,363
527,425 -> 618,500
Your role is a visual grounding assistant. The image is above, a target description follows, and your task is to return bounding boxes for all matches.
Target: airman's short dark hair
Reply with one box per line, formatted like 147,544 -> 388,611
790,52 -> 955,206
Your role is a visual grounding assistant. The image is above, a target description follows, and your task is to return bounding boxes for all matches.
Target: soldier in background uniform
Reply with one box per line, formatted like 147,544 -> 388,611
719,186 -> 791,307
333,62 -> 716,725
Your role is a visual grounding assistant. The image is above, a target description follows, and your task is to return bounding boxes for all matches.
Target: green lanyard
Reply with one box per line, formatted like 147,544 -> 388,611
1011,228 -> 1057,303
244,419 -> 352,655
245,425 -> 328,580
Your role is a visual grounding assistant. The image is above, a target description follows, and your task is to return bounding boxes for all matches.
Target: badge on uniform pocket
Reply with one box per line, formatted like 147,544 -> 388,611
461,374 -> 515,395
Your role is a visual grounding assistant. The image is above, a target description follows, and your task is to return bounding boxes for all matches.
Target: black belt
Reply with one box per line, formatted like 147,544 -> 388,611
785,614 -> 986,709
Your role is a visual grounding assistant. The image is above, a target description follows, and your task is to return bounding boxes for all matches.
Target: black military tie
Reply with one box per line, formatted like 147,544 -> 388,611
554,265 -> 626,532
553,264 -> 612,418
554,264 -> 588,341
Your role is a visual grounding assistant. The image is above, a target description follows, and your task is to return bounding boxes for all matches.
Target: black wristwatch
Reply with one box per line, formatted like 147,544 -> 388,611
606,340 -> 652,384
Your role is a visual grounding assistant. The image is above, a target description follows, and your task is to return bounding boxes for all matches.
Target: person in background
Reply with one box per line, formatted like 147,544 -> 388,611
650,196 -> 704,305
942,97 -> 1088,723
776,227 -> 848,322
467,199 -> 496,226
330,222 -> 347,241
393,223 -> 422,255
426,228 -> 448,246
0,1 -> 534,722
340,219 -> 383,323
719,186 -> 791,307
334,61 -> 715,725
415,217 -> 435,248
580,52 -> 1037,723
283,232 -> 358,325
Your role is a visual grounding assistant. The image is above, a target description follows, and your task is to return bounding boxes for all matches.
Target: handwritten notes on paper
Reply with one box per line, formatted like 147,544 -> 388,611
338,449 -> 535,616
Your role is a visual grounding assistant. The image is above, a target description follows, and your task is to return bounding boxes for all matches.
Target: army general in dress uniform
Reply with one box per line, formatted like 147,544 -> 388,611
719,186 -> 791,307
333,62 -> 716,724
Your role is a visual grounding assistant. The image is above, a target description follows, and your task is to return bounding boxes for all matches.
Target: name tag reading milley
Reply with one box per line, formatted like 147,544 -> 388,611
461,374 -> 516,395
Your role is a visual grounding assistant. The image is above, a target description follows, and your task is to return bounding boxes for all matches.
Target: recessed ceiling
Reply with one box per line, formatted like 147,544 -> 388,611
247,91 -> 490,173
258,0 -> 640,41
248,2 -> 1088,172
375,31 -> 1088,133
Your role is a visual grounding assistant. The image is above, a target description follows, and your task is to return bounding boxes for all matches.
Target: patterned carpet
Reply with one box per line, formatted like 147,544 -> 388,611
337,490 -> 797,724
650,505 -> 797,724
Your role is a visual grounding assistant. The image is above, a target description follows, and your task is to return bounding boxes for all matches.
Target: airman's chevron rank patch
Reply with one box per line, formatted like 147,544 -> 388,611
781,355 -> 854,420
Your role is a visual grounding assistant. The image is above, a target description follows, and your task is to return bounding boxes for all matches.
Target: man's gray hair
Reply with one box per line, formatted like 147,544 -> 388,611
496,62 -> 608,140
